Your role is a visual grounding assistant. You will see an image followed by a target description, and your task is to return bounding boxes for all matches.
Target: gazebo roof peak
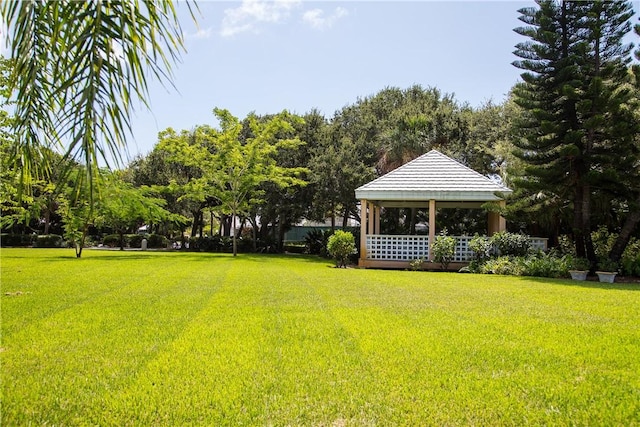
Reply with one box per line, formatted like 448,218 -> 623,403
355,149 -> 512,202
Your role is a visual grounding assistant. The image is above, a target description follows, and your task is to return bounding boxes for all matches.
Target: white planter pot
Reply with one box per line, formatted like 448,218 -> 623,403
569,270 -> 588,281
596,271 -> 617,283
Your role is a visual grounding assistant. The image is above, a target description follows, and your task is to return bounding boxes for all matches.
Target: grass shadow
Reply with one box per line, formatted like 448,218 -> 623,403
514,275 -> 640,291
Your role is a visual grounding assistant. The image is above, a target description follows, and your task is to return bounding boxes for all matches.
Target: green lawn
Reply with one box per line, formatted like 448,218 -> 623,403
2,249 -> 639,426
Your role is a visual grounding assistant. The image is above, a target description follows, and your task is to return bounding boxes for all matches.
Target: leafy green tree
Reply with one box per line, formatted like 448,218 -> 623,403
1,1 -> 192,207
135,130 -> 215,239
161,109 -> 307,256
96,172 -> 184,251
309,135 -> 374,230
250,110 -> 323,251
58,167 -> 95,258
210,109 -> 307,256
511,0 -> 638,263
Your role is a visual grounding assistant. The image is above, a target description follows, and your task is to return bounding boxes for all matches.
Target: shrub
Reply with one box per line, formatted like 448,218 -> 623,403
408,258 -> 425,271
128,234 -> 144,248
490,231 -> 532,257
597,257 -> 619,273
191,235 -> 221,252
469,234 -> 492,262
570,257 -> 591,271
34,234 -> 64,248
147,234 -> 168,249
102,234 -> 120,247
305,229 -> 332,256
432,230 -> 456,270
621,239 -> 640,276
0,233 -> 34,247
326,230 -> 355,268
556,235 -> 576,257
591,226 -> 616,260
621,252 -> 640,276
518,253 -> 570,278
480,256 -> 521,275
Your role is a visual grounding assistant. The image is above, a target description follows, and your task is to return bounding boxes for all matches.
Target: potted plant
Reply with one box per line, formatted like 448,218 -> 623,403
596,258 -> 618,283
568,257 -> 590,281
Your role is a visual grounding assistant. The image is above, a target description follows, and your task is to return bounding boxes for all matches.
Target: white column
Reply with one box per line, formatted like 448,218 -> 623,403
360,199 -> 367,263
428,199 -> 436,261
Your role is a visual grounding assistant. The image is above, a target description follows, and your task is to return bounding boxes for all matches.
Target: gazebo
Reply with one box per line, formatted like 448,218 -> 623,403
355,149 -> 545,269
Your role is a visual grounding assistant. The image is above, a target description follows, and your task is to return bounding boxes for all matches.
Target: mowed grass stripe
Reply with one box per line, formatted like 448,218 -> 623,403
2,250 -> 640,425
286,264 -> 640,425
1,250 -> 231,425
100,255 -> 378,426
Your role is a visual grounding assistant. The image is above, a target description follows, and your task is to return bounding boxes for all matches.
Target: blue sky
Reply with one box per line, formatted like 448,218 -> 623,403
127,0 -> 639,159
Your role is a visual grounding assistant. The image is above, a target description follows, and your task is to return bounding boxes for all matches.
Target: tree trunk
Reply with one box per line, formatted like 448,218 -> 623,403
75,223 -> 89,258
609,194 -> 640,261
278,213 -> 286,252
232,211 -> 237,256
119,230 -> 125,251
191,210 -> 201,237
330,201 -> 336,232
249,216 -> 258,252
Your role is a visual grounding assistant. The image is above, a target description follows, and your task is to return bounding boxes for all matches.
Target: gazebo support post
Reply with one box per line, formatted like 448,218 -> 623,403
375,205 -> 381,234
359,199 -> 367,265
428,199 -> 436,261
488,201 -> 507,235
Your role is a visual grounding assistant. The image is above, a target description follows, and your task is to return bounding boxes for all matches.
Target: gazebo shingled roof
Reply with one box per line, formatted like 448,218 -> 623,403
355,149 -> 512,202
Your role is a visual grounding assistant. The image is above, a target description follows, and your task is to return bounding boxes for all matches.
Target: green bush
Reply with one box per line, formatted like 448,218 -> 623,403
570,257 -> 591,271
147,234 -> 168,249
620,239 -> 640,276
518,253 -> 570,278
305,229 -> 332,256
102,234 -> 121,247
469,234 -> 492,262
490,232 -> 532,257
408,258 -> 425,271
0,233 -> 34,247
191,236 -> 221,252
128,234 -> 144,248
480,256 -> 521,275
327,230 -> 355,268
597,257 -> 619,273
33,234 -> 64,248
432,230 -> 456,270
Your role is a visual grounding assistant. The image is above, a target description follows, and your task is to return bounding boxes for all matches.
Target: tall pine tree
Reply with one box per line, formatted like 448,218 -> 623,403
511,0 -> 637,264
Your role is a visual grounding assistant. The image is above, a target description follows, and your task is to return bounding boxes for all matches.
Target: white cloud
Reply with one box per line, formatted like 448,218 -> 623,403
221,0 -> 302,37
186,27 -> 213,40
302,6 -> 348,30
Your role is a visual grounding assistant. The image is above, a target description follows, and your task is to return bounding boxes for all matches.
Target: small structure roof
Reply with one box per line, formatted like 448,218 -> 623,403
355,149 -> 512,202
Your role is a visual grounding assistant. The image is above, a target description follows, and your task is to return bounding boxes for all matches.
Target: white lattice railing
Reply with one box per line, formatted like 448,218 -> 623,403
530,238 -> 548,251
365,235 -> 548,262
366,235 -> 429,261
